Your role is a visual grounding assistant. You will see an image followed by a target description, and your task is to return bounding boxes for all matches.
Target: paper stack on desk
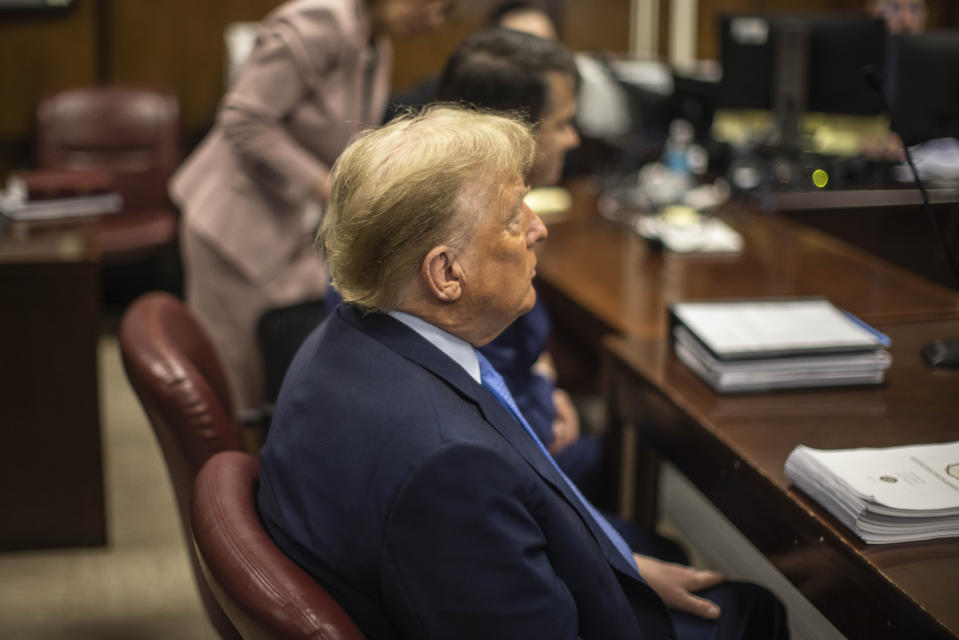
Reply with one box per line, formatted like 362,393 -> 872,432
785,441 -> 959,544
670,298 -> 892,393
0,169 -> 121,222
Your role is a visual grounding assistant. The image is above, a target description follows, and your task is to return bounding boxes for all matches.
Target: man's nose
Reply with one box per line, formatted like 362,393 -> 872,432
565,124 -> 581,151
527,209 -> 548,246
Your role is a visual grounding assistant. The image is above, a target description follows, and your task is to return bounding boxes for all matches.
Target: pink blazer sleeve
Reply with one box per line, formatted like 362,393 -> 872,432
219,10 -> 342,207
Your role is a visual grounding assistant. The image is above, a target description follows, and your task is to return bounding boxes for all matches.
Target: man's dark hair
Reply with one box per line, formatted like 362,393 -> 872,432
435,28 -> 578,124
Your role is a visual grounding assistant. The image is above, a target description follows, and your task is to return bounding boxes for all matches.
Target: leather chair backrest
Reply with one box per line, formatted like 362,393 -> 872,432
119,291 -> 243,639
35,86 -> 180,212
193,451 -> 366,640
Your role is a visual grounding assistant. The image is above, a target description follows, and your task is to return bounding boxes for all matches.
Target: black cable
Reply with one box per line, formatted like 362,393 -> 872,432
863,65 -> 959,288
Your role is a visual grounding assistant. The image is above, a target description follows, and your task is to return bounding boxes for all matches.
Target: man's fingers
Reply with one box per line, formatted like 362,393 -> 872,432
675,592 -> 721,620
631,554 -> 726,621
688,568 -> 725,591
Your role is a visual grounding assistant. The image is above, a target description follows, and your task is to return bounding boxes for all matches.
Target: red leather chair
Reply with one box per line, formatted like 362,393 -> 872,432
119,291 -> 243,639
193,451 -> 365,640
35,85 -> 180,264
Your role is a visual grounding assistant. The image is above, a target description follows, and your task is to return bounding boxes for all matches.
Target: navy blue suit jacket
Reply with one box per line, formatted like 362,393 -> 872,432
478,297 -> 556,444
257,304 -> 675,639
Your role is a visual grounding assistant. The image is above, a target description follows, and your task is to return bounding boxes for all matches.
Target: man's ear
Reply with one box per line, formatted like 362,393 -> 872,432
422,245 -> 463,302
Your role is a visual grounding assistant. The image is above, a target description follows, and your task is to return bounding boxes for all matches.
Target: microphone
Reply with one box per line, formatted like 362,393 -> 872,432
862,64 -> 959,367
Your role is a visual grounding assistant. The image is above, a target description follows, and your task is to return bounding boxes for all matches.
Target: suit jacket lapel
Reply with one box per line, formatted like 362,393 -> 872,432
342,307 -> 641,578
342,307 -> 563,480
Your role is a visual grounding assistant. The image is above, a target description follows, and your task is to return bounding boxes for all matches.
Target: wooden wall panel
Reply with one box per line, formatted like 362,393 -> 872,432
390,4 -> 486,92
926,0 -> 959,29
0,0 -> 954,178
107,0 -> 282,140
105,0 -> 629,138
564,0 -> 630,54
0,1 -> 97,173
389,0 -> 632,92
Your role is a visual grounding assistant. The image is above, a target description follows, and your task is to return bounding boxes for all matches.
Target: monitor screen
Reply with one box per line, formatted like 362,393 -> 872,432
718,12 -> 886,117
718,14 -> 777,111
806,15 -> 886,115
887,31 -> 959,145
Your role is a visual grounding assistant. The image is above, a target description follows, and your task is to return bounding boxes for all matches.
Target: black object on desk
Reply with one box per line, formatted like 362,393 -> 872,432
921,339 -> 959,368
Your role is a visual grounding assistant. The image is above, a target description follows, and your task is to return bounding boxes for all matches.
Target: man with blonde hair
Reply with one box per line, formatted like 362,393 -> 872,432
258,105 -> 786,639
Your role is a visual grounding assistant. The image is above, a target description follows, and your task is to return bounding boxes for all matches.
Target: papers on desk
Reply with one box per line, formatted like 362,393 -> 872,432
670,298 -> 892,392
0,192 -> 122,222
785,441 -> 959,544
0,169 -> 121,222
635,210 -> 743,254
893,137 -> 959,187
524,186 -> 572,224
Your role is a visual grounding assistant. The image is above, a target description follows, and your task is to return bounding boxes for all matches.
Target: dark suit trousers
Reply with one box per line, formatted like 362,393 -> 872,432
673,581 -> 790,640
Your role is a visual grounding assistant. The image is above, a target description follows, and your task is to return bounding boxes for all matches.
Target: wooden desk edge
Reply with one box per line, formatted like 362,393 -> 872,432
600,334 -> 959,640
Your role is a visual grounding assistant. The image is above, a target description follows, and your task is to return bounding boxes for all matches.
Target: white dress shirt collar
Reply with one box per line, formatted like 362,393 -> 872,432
388,310 -> 480,384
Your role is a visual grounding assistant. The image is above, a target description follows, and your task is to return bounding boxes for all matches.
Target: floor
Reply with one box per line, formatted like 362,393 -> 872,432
0,328 -> 216,639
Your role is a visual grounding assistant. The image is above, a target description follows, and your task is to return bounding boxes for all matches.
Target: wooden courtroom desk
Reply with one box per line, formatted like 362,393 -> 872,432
535,181 -> 959,390
756,185 -> 959,212
759,186 -> 959,294
0,218 -> 106,550
602,320 -> 959,640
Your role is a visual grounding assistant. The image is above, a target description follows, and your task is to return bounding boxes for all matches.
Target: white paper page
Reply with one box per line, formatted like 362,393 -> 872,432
794,441 -> 959,512
673,299 -> 885,357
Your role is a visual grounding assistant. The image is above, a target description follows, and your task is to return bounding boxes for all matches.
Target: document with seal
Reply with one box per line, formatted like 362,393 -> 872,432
785,441 -> 959,543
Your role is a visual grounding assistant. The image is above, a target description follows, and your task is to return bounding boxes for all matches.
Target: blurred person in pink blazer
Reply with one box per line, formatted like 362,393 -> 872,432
169,0 -> 450,417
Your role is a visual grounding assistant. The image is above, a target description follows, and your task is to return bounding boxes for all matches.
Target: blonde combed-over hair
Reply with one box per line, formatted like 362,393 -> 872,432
319,105 -> 535,312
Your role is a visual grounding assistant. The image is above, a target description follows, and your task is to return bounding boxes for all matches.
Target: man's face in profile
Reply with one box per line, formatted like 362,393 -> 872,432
530,72 -> 580,188
454,172 -> 548,344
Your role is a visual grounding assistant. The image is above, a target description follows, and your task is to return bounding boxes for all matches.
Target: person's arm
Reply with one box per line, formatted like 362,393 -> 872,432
381,442 -> 580,639
219,14 -> 339,207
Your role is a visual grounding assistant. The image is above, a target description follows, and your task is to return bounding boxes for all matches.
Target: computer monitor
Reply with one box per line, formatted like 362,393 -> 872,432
718,14 -> 777,111
886,31 -> 959,145
806,15 -> 886,115
718,12 -> 886,116
671,69 -> 720,142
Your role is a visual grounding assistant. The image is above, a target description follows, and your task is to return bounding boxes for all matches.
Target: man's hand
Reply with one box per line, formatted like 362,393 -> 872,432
548,388 -> 579,454
633,553 -> 724,620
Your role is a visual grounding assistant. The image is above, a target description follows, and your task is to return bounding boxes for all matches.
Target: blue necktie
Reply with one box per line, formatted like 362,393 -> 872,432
475,351 -> 639,576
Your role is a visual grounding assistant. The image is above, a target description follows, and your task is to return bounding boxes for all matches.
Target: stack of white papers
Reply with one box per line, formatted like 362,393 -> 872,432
635,214 -> 743,254
785,441 -> 959,544
671,298 -> 892,393
0,191 -> 121,222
